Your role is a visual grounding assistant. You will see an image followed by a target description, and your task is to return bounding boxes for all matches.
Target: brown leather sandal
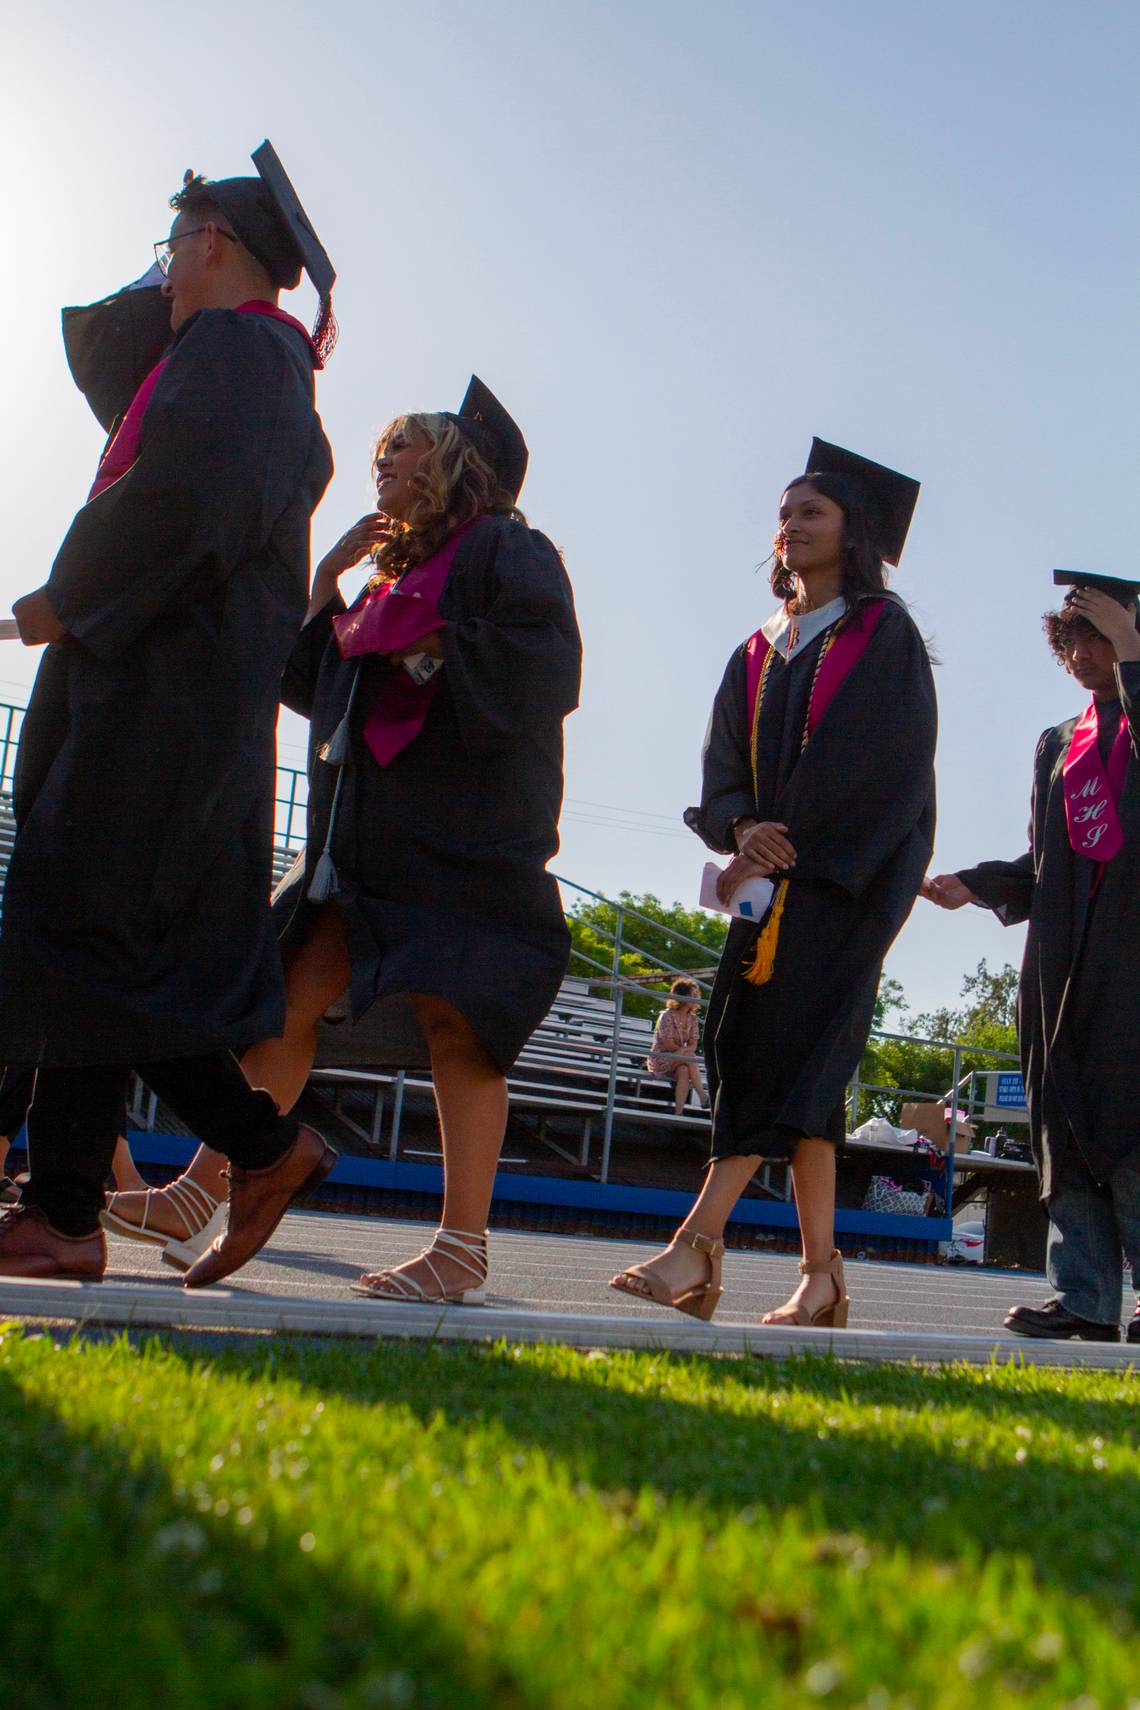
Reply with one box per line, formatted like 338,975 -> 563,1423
763,1248 -> 849,1328
610,1229 -> 725,1322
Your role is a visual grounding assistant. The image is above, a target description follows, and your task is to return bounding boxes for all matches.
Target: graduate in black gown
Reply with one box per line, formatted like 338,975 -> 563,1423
110,382 -> 581,1303
0,144 -> 340,1287
924,574 -> 1140,1345
612,442 -> 937,1326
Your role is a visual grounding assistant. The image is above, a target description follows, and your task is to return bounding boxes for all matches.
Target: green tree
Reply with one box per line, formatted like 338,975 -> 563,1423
565,891 -> 727,1019
857,959 -> 1020,1123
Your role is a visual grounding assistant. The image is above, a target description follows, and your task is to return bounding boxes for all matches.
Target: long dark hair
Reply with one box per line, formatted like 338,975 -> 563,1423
770,472 -> 888,610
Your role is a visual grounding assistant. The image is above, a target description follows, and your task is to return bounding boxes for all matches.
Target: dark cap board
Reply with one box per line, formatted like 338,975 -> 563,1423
446,375 -> 529,502
801,437 -> 921,567
62,262 -> 173,431
189,139 -> 337,358
1053,569 -> 1140,607
198,140 -> 335,300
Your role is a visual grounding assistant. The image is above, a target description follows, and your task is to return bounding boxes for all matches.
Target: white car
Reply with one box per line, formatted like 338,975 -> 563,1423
947,1220 -> 985,1265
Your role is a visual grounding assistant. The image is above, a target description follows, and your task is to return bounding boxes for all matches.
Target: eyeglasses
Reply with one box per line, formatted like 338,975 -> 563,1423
153,225 -> 238,275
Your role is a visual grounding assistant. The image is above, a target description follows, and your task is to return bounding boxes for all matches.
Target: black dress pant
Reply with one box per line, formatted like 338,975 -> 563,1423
0,1066 -> 36,1139
23,1053 -> 298,1236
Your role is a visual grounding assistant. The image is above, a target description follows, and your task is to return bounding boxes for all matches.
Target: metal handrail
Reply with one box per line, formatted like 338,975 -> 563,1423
0,702 -> 1025,1201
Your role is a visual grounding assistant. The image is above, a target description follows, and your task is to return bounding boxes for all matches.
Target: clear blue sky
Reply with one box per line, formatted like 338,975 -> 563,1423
3,1 -> 1138,1014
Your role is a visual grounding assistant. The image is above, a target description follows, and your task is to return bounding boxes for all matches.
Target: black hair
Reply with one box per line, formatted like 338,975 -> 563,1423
770,471 -> 887,608
1043,600 -> 1139,666
169,173 -> 225,223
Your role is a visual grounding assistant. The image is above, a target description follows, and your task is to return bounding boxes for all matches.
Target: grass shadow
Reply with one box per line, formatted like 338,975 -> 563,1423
137,1330 -> 1140,1623
0,1361 -> 532,1710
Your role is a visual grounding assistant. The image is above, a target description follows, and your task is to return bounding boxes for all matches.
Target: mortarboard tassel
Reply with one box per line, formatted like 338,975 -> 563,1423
307,849 -> 339,903
312,294 -> 338,364
742,879 -> 789,986
307,663 -> 357,903
319,714 -> 351,767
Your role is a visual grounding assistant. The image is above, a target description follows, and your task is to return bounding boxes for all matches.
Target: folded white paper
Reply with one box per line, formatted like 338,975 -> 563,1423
699,861 -> 774,921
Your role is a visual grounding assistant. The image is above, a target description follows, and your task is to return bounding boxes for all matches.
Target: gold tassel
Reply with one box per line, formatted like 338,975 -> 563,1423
742,879 -> 788,986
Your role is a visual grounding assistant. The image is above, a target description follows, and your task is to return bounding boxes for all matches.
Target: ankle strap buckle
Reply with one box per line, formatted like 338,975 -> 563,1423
680,1230 -> 724,1257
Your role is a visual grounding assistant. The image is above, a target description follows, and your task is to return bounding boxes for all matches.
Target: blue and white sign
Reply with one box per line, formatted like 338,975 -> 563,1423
995,1071 -> 1027,1108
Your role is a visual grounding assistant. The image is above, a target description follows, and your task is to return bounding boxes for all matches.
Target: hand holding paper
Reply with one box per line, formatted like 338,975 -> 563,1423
699,861 -> 774,921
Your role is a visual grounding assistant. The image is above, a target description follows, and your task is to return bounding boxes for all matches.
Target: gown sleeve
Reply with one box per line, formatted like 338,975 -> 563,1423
441,521 -> 582,757
46,311 -> 318,661
778,603 -> 937,897
954,727 -> 1053,927
684,648 -> 755,855
281,593 -> 346,719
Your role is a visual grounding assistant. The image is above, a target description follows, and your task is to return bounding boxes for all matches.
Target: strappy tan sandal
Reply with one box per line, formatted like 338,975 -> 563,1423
762,1248 -> 849,1328
351,1226 -> 488,1305
100,1179 -> 226,1272
609,1229 -> 724,1322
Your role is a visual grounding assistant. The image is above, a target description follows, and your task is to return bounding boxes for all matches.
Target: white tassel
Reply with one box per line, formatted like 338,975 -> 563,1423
319,715 -> 351,767
307,850 -> 339,903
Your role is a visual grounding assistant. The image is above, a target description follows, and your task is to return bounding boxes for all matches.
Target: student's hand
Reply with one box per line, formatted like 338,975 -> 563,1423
716,850 -> 776,905
315,514 -> 397,582
1067,588 -> 1140,661
921,873 -> 977,910
12,587 -> 67,646
736,820 -> 797,871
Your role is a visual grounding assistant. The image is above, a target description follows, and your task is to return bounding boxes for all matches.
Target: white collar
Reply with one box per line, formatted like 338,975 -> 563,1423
760,594 -> 847,661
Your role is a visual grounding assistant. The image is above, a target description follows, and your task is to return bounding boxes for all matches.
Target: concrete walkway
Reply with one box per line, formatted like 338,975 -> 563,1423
1,1210 -> 1135,1370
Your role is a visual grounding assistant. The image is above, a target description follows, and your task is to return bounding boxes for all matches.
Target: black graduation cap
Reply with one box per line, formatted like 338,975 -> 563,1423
1053,569 -> 1140,607
804,438 -> 920,567
62,263 -> 174,432
201,139 -> 337,358
446,375 -> 529,502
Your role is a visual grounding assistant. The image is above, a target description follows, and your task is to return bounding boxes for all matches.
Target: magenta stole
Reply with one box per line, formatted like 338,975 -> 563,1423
1062,702 -> 1130,877
332,522 -> 476,767
743,597 -> 888,759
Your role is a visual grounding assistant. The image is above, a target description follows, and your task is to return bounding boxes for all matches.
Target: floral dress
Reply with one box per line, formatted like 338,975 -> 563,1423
647,1005 -> 698,1079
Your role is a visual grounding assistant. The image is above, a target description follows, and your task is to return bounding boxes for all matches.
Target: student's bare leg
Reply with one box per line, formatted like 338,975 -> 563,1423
761,1137 -> 839,1323
612,1153 -> 759,1298
108,906 -> 350,1238
359,995 -> 506,1296
242,905 -> 352,1112
110,1137 -> 148,1193
673,1066 -> 693,1115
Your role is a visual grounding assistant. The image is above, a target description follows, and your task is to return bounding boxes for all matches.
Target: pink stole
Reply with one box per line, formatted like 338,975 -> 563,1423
85,299 -> 318,502
332,522 -> 476,768
1062,700 -> 1129,868
744,596 -> 888,747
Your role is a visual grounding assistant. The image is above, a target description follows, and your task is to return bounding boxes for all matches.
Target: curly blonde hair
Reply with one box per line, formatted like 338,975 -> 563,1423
369,413 -> 523,583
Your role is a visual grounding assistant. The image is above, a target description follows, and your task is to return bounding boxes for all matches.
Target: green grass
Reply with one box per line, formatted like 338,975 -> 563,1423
1,1327 -> 1138,1710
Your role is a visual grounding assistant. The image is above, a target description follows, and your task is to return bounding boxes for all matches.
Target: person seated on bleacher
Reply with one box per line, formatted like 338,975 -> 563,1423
646,980 -> 708,1115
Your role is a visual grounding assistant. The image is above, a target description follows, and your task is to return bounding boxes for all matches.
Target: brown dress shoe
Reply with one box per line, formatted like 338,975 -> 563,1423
182,1125 -> 335,1289
0,1204 -> 106,1280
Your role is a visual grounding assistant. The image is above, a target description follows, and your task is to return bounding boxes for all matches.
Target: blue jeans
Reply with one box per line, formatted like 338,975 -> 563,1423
1046,1143 -> 1140,1324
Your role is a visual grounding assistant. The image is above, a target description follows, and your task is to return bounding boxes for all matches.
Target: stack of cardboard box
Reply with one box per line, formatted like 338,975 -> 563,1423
900,1101 -> 976,1155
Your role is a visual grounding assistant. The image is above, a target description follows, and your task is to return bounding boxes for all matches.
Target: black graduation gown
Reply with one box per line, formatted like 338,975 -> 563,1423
687,593 -> 937,1159
0,308 -> 333,1066
957,664 -> 1140,1198
276,513 -> 582,1074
